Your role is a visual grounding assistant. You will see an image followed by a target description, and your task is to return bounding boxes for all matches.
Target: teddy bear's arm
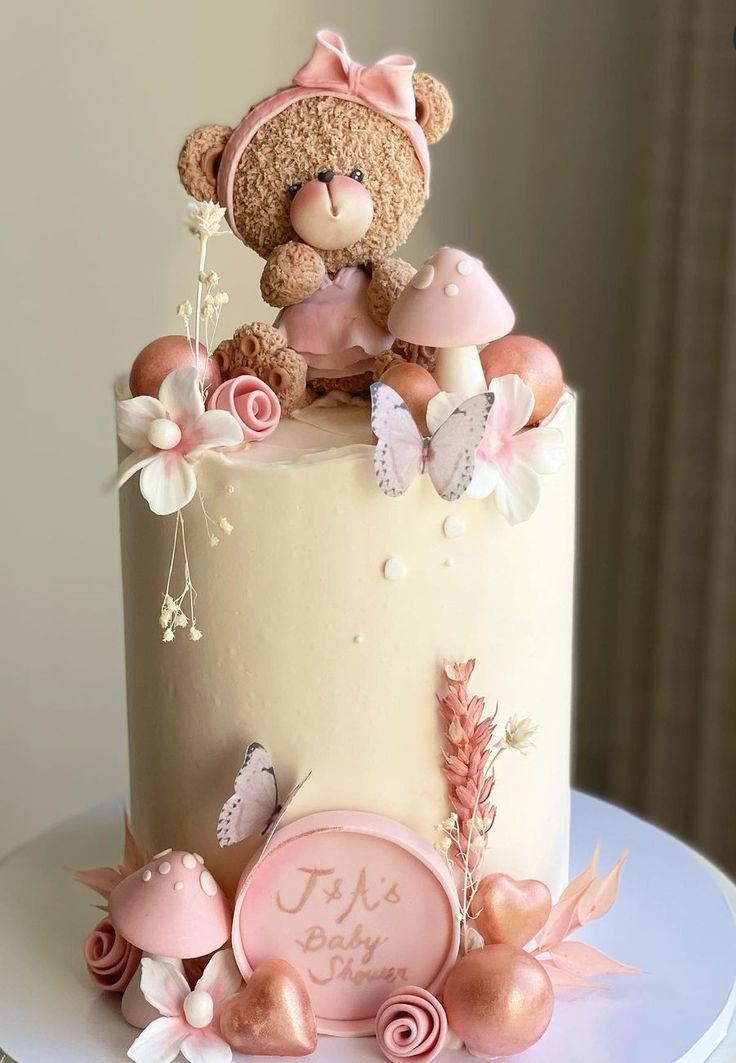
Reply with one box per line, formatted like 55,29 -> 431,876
366,258 -> 417,329
260,242 -> 327,308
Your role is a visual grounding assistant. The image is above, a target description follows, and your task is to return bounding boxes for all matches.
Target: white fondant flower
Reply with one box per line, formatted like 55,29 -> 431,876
186,200 -> 227,240
117,366 -> 243,516
427,375 -> 566,525
128,950 -> 241,1063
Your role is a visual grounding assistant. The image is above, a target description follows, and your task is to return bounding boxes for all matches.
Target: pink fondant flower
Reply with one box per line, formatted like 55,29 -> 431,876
128,949 -> 241,1063
468,374 -> 565,523
376,985 -> 447,1063
117,366 -> 243,516
206,373 -> 281,442
84,917 -> 141,994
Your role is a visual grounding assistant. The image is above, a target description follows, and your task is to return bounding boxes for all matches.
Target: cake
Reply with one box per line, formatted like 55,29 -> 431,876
74,29 -> 635,1063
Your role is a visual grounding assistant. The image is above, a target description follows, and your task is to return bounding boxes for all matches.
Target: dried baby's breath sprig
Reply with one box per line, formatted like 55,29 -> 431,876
159,511 -> 200,643
502,715 -> 538,754
177,300 -> 193,319
218,517 -> 234,535
185,200 -> 227,240
182,200 -> 230,397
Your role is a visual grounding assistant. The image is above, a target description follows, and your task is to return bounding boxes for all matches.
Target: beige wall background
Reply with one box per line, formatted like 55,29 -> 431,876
0,0 -> 647,857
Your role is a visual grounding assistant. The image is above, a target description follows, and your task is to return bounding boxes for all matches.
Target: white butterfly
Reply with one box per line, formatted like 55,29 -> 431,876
370,382 -> 494,502
216,742 -> 311,849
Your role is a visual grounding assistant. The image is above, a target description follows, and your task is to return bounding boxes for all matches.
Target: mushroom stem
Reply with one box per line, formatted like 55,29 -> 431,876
434,345 -> 487,400
121,954 -> 185,1029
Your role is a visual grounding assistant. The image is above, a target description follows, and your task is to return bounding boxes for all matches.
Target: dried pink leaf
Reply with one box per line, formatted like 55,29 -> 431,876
540,958 -> 603,991
536,890 -> 583,949
558,842 -> 601,904
576,852 -> 628,925
547,940 -> 640,977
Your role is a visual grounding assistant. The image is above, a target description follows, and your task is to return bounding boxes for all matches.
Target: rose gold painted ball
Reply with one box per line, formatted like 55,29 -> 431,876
129,335 -> 221,399
480,335 -> 563,424
443,944 -> 554,1058
380,362 -> 440,435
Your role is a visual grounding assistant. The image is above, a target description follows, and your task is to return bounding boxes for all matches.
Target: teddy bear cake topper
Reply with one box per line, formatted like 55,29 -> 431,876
178,29 -> 453,411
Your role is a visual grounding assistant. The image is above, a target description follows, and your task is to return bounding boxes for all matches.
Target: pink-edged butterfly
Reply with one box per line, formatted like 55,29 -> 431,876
370,382 -> 494,502
216,741 -> 311,849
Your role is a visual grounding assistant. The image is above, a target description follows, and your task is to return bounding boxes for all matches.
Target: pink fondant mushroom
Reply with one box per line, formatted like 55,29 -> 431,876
388,247 -> 515,400
109,848 -> 231,1029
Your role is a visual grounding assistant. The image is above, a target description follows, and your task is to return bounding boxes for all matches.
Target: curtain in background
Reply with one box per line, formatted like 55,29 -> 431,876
605,0 -> 736,870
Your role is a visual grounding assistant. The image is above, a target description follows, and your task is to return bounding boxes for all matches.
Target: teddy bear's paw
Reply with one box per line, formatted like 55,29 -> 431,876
391,338 -> 437,374
367,258 -> 417,329
231,322 -> 288,367
251,346 -> 308,415
261,242 -> 327,308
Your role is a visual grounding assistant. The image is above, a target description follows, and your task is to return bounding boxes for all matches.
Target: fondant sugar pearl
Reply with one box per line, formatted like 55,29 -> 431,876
354,634 -> 366,645
158,861 -> 171,875
412,264 -> 435,289
457,259 -> 473,275
384,558 -> 408,581
200,870 -> 218,897
182,853 -> 197,870
154,848 -> 172,859
444,283 -> 459,297
142,870 -> 152,883
174,881 -> 184,892
443,515 -> 466,539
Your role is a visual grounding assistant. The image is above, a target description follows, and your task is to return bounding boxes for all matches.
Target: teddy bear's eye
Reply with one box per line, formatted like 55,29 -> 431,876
287,182 -> 302,198
349,169 -> 365,183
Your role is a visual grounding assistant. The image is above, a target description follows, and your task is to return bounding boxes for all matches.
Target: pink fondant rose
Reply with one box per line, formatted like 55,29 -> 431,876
376,985 -> 447,1063
83,917 -> 141,993
207,373 -> 281,441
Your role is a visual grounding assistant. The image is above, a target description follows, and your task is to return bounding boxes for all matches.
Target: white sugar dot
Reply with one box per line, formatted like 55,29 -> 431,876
153,848 -> 172,859
194,853 -> 204,865
444,558 -> 456,568
443,515 -> 467,539
158,862 -> 171,875
383,558 -> 408,581
226,485 -> 235,495
174,881 -> 184,892
182,853 -> 197,870
200,870 -> 218,897
142,869 -> 152,883
354,633 -> 366,645
457,259 -> 473,276
444,283 -> 460,297
412,264 -> 435,290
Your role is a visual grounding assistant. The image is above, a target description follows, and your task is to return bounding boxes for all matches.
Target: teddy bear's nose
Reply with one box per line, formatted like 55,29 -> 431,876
317,168 -> 335,183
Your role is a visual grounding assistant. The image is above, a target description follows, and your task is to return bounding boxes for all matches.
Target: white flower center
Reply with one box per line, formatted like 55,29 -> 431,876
479,428 -> 504,461
148,418 -> 182,450
183,989 -> 214,1029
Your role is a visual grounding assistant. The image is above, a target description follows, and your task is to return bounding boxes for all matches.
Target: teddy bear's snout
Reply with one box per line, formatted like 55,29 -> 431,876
290,175 -> 374,251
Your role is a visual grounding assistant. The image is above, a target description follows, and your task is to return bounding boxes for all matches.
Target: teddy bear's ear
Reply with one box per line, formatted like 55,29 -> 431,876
177,124 -> 234,200
412,73 -> 453,145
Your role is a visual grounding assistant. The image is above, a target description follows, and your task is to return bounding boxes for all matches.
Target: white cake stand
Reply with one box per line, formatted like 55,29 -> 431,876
1,793 -> 735,1063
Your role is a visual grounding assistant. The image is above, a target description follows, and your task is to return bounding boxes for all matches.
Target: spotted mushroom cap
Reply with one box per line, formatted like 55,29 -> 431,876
388,246 -> 515,348
108,849 -> 231,959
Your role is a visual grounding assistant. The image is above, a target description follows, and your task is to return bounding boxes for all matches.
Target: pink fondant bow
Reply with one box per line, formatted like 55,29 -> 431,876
293,30 -> 417,122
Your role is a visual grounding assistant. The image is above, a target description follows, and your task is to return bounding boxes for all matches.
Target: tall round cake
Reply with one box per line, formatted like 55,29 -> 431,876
121,400 -> 576,897
69,29 -> 620,1063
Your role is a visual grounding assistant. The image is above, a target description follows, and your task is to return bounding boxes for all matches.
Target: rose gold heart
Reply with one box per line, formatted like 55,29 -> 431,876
472,873 -> 552,948
219,958 -> 318,1057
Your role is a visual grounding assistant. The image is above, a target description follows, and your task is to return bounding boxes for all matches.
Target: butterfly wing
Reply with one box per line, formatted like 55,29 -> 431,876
370,382 -> 425,497
427,392 -> 494,502
262,770 -> 313,850
216,741 -> 279,848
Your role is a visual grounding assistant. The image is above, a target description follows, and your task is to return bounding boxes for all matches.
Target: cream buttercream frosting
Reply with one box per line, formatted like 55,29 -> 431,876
120,401 -> 575,897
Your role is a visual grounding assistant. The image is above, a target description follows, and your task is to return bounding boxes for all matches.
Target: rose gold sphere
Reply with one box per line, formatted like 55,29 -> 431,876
480,335 -> 563,424
129,335 -> 221,399
472,873 -> 552,948
443,944 -> 554,1058
381,362 -> 440,435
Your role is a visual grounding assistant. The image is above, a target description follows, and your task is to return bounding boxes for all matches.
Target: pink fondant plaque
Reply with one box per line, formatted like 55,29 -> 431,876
231,811 -> 460,1036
